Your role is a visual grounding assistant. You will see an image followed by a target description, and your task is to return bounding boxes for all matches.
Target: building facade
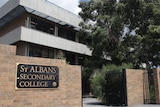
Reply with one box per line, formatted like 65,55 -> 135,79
0,0 -> 91,65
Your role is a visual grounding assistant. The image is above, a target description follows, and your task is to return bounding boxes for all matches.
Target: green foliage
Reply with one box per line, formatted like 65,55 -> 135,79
78,0 -> 160,68
90,63 -> 133,100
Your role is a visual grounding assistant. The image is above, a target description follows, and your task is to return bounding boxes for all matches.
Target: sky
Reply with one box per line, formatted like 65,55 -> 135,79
46,0 -> 81,15
0,0 -> 81,15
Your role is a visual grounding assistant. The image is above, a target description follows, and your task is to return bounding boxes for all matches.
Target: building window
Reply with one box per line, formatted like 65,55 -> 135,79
58,27 -> 76,41
29,45 -> 41,57
29,44 -> 54,58
30,16 -> 55,35
65,52 -> 76,65
30,16 -> 77,42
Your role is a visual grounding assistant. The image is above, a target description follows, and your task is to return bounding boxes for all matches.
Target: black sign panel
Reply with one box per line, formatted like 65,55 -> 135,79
16,64 -> 59,89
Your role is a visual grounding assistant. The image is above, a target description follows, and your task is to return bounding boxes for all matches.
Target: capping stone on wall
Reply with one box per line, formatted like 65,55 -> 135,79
0,44 -> 82,107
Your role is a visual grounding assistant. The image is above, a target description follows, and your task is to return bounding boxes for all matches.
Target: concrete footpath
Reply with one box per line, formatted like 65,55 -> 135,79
83,98 -> 160,107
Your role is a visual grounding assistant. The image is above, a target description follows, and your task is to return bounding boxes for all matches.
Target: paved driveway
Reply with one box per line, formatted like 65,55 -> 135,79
83,98 -> 106,107
83,98 -> 160,107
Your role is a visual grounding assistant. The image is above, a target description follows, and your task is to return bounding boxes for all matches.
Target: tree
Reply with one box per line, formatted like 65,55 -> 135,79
78,0 -> 160,68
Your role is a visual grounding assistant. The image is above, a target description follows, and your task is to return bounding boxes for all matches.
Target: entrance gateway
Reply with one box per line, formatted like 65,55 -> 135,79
0,44 -> 82,107
105,68 -> 160,106
105,69 -> 149,106
105,70 -> 127,106
0,44 -> 159,107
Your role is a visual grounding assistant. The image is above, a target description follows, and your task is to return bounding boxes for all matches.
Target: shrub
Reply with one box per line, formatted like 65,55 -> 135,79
90,63 -> 133,101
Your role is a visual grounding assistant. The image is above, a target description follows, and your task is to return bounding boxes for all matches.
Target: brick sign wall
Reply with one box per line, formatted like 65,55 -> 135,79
0,44 -> 82,107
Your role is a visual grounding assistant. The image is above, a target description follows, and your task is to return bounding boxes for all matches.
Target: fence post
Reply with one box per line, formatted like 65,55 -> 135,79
143,71 -> 150,104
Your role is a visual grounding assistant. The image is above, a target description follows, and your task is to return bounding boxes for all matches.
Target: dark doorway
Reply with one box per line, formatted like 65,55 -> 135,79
105,70 -> 127,106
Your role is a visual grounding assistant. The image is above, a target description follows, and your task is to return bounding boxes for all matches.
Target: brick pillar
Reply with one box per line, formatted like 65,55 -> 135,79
125,69 -> 147,106
153,68 -> 160,104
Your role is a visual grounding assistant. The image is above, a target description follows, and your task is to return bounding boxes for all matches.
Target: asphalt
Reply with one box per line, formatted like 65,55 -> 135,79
83,98 -> 106,107
83,98 -> 160,107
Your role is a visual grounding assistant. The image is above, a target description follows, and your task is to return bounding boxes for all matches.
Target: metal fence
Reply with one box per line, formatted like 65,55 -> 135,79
105,70 -> 127,106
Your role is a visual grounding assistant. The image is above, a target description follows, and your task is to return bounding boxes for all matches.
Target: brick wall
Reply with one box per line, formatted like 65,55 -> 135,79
153,68 -> 160,104
0,44 -> 82,107
125,69 -> 147,106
